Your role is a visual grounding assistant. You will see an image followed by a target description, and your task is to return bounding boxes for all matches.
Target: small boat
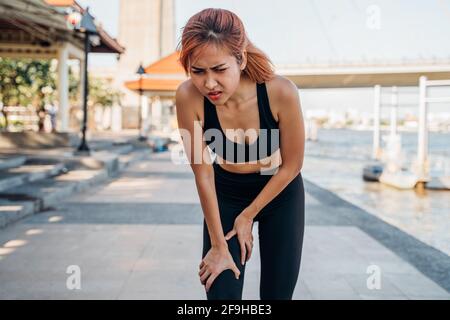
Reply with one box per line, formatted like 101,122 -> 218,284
362,164 -> 384,182
378,170 -> 419,189
425,176 -> 450,190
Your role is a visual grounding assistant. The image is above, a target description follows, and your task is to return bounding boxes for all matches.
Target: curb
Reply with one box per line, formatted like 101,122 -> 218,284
0,162 -> 66,193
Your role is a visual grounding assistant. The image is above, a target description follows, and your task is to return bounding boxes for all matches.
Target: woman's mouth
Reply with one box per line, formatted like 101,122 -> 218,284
208,91 -> 222,100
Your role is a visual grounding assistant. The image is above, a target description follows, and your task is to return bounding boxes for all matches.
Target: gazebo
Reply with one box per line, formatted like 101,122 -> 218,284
0,0 -> 124,132
124,51 -> 187,138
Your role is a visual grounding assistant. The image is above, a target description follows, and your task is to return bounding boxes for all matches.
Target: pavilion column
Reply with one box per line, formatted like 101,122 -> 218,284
140,93 -> 149,137
111,102 -> 122,132
57,44 -> 69,132
390,86 -> 398,137
152,96 -> 162,132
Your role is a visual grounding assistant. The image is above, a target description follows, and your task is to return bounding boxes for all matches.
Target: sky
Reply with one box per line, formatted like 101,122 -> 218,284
79,0 -> 450,65
76,0 -> 450,114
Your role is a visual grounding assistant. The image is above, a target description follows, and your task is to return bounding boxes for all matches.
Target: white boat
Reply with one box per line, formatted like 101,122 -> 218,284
425,176 -> 450,190
379,170 -> 419,189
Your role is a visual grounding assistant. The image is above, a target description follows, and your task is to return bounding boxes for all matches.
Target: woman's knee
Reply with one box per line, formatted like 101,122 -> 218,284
206,269 -> 245,300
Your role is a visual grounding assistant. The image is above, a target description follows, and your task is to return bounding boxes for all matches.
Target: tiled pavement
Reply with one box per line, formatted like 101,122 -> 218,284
0,151 -> 448,299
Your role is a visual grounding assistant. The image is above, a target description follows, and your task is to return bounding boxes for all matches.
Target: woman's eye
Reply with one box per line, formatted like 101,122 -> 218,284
192,69 -> 226,74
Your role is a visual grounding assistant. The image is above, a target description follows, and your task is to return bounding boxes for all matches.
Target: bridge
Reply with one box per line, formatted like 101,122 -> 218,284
277,58 -> 450,88
277,58 -> 450,182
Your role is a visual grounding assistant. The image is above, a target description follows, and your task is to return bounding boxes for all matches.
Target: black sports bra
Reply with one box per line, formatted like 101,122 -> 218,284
202,82 -> 280,163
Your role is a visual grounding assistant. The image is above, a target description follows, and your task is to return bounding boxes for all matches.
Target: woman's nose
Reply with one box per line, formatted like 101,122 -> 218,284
204,77 -> 218,90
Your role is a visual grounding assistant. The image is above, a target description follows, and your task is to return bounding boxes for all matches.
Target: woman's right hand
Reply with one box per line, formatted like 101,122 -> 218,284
199,245 -> 241,292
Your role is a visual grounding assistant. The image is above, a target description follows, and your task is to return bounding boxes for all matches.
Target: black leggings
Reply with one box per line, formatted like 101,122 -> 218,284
202,161 -> 305,300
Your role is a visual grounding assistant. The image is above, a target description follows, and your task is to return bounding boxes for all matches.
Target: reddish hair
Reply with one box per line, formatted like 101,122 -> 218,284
177,8 -> 275,83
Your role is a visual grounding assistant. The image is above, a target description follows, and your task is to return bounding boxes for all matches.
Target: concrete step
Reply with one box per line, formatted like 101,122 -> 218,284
89,139 -> 131,152
0,155 -> 27,171
0,147 -> 150,229
0,160 -> 67,192
118,148 -> 151,171
0,198 -> 36,229
107,143 -> 134,155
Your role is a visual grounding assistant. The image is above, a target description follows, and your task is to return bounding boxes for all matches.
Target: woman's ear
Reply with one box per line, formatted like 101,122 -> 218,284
240,50 -> 248,71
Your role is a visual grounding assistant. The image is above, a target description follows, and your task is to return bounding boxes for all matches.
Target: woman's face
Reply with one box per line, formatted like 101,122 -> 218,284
189,44 -> 245,105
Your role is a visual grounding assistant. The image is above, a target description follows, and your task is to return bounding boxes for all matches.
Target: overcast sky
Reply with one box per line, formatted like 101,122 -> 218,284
77,0 -> 450,114
79,0 -> 450,65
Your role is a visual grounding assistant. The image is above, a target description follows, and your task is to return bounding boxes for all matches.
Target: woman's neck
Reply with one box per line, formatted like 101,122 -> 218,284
224,76 -> 256,110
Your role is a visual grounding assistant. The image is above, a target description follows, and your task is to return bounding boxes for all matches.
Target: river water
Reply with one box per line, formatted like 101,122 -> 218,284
302,128 -> 450,256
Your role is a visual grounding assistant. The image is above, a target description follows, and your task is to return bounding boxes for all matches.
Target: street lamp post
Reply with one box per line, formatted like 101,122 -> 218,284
75,8 -> 98,154
136,64 -> 147,141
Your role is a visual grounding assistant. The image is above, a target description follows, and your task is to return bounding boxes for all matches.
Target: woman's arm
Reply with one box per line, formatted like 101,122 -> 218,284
175,82 -> 227,249
242,77 -> 305,220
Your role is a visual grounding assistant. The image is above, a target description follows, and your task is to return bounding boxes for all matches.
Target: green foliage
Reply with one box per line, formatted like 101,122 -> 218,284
88,77 -> 122,108
0,58 -> 56,107
0,57 -> 122,131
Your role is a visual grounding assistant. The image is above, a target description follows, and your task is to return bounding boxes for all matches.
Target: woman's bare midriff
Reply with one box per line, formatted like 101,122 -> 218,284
214,148 -> 282,174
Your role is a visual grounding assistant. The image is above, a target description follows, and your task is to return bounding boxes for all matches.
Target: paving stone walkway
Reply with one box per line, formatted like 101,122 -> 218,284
0,151 -> 448,299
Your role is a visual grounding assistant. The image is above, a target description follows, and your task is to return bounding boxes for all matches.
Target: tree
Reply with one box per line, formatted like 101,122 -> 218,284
87,77 -> 122,131
0,58 -> 57,131
0,58 -> 30,129
0,58 -> 121,132
25,60 -> 57,131
89,76 -> 122,107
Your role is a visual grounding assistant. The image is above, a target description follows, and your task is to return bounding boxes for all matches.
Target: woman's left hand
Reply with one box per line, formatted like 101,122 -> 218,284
224,210 -> 255,265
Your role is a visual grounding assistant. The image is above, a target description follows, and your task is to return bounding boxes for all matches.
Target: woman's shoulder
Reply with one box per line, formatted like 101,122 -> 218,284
175,79 -> 204,118
265,74 -> 299,101
176,79 -> 203,104
265,74 -> 300,118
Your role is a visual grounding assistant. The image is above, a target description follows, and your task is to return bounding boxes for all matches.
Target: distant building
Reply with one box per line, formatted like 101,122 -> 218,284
115,0 -> 176,129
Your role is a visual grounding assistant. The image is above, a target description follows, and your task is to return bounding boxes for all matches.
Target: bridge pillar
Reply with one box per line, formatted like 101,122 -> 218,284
372,85 -> 381,159
417,76 -> 428,181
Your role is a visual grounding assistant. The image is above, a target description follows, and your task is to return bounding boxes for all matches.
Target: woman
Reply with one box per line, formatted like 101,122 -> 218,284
175,8 -> 305,300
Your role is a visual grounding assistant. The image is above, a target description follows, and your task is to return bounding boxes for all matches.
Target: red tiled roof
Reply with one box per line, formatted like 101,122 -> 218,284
125,51 -> 187,92
44,0 -> 75,6
144,51 -> 184,74
125,79 -> 184,92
